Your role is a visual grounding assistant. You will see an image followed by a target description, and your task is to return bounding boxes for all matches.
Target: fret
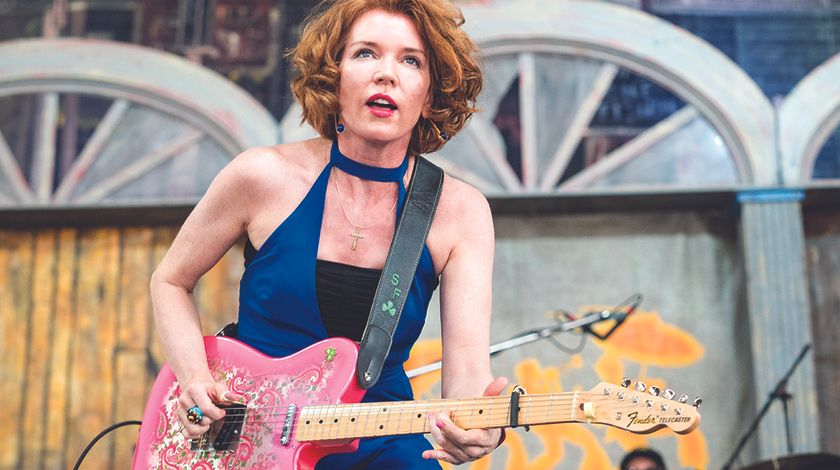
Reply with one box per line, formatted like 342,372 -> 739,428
413,401 -> 422,432
546,393 -> 552,424
364,404 -> 375,437
298,407 -> 308,441
350,403 -> 360,439
338,402 -> 347,439
391,403 -> 399,435
468,397 -> 475,429
487,396 -> 494,428
421,401 -> 431,434
378,404 -> 387,436
400,402 -> 411,435
329,403 -> 338,440
523,395 -> 530,427
299,392 -> 587,440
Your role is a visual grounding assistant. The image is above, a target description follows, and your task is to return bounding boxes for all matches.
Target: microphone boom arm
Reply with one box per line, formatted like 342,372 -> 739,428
406,308 -> 625,379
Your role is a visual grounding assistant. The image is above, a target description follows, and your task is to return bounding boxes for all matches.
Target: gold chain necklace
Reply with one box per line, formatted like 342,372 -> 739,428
332,170 -> 398,250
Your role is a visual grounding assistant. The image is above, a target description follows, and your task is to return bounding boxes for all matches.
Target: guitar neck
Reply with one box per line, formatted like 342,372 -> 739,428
295,391 -> 581,442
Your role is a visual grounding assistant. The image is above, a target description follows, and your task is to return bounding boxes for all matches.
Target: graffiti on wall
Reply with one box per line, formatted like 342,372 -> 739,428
406,305 -> 709,469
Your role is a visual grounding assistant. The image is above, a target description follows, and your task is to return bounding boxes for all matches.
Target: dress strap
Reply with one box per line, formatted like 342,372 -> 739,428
330,139 -> 409,183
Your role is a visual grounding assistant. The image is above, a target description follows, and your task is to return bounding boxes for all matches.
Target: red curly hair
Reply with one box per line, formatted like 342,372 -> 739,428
289,0 -> 482,154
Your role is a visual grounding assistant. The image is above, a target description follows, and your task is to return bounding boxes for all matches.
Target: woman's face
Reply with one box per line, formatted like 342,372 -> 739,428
337,9 -> 431,149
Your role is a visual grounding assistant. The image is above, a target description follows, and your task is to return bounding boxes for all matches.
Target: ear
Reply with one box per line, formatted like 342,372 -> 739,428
422,88 -> 434,118
421,104 -> 431,120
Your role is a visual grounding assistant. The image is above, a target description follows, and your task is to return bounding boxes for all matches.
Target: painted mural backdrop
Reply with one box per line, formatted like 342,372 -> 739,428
407,305 -> 710,469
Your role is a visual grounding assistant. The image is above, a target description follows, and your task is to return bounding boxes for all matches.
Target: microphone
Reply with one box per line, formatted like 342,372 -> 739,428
561,294 -> 642,340
406,294 -> 643,379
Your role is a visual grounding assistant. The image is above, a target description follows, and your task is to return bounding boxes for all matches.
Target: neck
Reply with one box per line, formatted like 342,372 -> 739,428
335,134 -> 411,168
295,391 -> 582,442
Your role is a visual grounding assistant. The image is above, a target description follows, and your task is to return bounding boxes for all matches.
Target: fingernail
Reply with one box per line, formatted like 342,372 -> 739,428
436,420 -> 445,429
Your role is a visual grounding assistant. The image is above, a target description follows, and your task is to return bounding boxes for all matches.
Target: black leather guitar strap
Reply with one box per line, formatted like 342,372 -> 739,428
356,156 -> 443,389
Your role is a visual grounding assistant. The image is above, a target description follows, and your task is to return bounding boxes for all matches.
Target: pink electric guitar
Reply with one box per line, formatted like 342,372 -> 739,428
132,336 -> 701,469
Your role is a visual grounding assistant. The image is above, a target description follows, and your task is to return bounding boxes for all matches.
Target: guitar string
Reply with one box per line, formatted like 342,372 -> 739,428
180,398 -> 694,448
179,394 -> 691,418
178,395 -> 691,429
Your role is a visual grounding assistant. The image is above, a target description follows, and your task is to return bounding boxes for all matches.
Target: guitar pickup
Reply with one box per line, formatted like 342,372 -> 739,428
190,403 -> 247,452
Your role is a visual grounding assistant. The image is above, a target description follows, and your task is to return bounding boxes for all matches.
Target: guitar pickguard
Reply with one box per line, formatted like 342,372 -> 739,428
135,337 -> 364,470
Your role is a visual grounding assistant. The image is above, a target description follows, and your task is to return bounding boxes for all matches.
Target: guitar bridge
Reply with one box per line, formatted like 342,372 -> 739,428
190,403 -> 247,452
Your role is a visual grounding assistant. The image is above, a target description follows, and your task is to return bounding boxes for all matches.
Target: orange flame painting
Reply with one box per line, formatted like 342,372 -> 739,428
407,305 -> 709,469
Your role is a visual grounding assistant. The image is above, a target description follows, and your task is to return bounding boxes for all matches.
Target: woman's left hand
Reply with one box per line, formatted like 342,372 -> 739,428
423,377 -> 509,465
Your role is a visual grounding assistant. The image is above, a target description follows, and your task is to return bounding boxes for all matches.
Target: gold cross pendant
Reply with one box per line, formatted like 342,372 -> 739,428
350,228 -> 364,250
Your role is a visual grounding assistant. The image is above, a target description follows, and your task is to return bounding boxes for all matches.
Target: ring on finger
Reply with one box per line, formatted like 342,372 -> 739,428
186,405 -> 204,424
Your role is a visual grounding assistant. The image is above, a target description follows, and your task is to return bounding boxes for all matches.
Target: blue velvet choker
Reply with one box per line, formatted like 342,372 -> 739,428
330,140 -> 409,183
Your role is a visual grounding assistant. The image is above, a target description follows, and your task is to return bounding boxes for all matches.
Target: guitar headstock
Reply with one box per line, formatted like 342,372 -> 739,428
576,379 -> 701,434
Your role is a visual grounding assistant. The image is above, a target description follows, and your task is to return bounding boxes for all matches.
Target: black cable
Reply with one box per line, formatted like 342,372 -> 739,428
72,420 -> 142,470
546,331 -> 587,355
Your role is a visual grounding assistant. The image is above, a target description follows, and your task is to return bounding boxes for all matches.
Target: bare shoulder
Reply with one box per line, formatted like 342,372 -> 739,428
427,172 -> 494,273
436,173 -> 492,228
225,138 -> 328,188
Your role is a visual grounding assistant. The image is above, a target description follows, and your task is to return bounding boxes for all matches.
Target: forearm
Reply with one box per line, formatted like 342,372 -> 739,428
150,272 -> 214,384
440,349 -> 494,399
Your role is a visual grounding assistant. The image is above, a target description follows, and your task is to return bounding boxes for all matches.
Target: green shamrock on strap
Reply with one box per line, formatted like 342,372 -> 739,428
381,300 -> 397,316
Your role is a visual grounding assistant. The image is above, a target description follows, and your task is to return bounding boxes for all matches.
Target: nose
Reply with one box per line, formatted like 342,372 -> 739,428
373,58 -> 397,86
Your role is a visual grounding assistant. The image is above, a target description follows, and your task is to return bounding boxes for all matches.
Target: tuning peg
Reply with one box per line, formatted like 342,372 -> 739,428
663,388 -> 675,400
634,381 -> 647,392
692,397 -> 703,408
621,378 -> 631,388
648,386 -> 661,396
677,393 -> 688,404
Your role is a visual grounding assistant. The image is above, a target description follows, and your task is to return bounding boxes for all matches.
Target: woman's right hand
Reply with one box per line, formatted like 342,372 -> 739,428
176,379 -> 247,439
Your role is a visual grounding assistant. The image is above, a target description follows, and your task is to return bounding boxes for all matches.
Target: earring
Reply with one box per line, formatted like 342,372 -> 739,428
429,120 -> 448,142
335,114 -> 345,134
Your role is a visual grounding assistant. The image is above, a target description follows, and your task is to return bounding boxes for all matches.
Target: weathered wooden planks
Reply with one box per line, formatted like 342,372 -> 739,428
45,228 -> 77,469
0,227 -> 244,469
0,231 -> 33,469
21,231 -> 57,468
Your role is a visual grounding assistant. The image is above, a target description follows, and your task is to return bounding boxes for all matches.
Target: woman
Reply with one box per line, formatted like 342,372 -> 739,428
150,0 -> 505,467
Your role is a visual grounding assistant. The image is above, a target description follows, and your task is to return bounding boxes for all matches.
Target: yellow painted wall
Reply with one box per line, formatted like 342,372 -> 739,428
0,227 -> 243,469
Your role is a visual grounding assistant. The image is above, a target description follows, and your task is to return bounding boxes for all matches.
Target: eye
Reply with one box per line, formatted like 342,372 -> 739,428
353,48 -> 374,59
404,56 -> 422,68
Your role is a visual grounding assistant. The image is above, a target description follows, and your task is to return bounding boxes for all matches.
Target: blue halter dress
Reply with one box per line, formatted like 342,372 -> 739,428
237,140 -> 442,469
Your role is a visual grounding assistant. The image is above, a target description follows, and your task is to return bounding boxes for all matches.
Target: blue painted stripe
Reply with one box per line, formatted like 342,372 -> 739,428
737,189 -> 805,204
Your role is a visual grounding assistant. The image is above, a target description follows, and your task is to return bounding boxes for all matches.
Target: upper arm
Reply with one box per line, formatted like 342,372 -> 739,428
151,148 -> 266,292
437,179 -> 496,396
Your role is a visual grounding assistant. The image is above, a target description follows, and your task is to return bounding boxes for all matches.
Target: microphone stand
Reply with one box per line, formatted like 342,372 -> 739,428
721,344 -> 811,470
406,309 -> 620,378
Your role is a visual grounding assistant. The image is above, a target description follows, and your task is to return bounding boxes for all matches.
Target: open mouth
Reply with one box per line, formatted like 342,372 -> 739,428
366,95 -> 397,110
